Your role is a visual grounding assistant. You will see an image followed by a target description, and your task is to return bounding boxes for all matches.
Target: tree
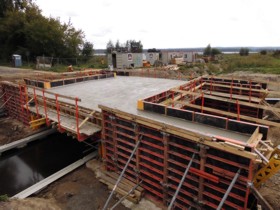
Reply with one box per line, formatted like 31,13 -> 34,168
211,48 -> 221,56
147,48 -> 160,53
0,1 -> 88,61
203,44 -> 221,56
239,47 -> 249,56
260,50 -> 267,55
106,40 -> 114,54
203,44 -> 212,56
0,0 -> 32,17
82,41 -> 94,60
129,40 -> 143,53
115,40 -> 121,52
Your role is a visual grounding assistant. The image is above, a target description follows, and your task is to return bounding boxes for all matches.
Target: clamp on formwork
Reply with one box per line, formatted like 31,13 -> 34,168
254,145 -> 280,188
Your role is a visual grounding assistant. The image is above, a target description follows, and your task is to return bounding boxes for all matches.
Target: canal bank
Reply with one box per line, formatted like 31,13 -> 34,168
0,117 -> 130,210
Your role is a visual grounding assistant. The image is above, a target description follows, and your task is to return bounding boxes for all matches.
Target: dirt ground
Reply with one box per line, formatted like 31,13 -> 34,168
0,117 -> 35,145
0,164 -> 130,210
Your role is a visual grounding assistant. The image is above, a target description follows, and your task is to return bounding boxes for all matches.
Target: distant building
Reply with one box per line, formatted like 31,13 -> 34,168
143,52 -> 160,65
107,51 -> 196,69
107,52 -> 160,69
107,52 -> 143,69
161,51 -> 196,65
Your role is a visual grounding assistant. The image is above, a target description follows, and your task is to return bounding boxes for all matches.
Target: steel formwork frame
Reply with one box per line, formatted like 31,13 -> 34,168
139,76 -> 280,129
1,82 -> 30,124
101,106 -> 259,210
0,81 -> 101,141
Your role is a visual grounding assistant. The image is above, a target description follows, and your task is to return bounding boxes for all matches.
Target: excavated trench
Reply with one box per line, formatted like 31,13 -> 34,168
0,132 -> 95,197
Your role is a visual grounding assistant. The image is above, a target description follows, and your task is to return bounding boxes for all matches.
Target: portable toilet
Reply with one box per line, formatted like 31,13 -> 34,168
12,54 -> 22,67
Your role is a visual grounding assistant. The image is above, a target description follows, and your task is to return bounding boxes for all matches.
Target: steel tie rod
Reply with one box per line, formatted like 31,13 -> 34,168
102,137 -> 142,210
0,95 -> 13,109
168,152 -> 196,210
217,168 -> 241,210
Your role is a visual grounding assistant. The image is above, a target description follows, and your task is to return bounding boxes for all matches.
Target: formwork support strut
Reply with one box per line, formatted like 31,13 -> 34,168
217,168 -> 241,210
0,95 -> 13,109
102,136 -> 142,210
168,152 -> 196,210
109,180 -> 143,210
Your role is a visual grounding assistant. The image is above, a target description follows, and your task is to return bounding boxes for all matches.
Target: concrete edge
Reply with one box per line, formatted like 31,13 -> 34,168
0,128 -> 57,154
12,151 -> 97,199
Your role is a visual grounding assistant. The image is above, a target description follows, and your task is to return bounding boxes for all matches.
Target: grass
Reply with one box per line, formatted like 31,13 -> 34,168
0,194 -> 9,202
0,56 -> 108,73
220,53 -> 280,74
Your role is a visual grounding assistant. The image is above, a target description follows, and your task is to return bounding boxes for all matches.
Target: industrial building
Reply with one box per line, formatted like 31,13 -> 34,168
107,52 -> 143,69
161,51 -> 196,64
1,70 -> 279,209
107,51 -> 196,69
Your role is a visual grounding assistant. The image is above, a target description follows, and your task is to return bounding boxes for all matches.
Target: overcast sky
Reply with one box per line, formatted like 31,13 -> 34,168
36,0 -> 279,49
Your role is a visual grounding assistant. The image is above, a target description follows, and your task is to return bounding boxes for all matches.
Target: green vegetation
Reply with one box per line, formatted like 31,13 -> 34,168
106,40 -> 143,54
239,47 -> 249,56
0,194 -> 9,202
203,44 -> 221,56
44,56 -> 107,73
0,0 -> 93,63
221,53 -> 280,74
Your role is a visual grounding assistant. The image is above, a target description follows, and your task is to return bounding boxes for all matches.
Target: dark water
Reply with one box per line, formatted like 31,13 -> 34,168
0,133 -> 91,196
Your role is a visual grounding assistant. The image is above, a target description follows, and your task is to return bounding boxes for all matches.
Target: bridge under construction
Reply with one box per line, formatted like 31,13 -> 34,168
1,69 -> 280,210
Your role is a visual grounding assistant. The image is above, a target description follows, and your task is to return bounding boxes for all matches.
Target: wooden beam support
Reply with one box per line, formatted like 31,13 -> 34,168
78,110 -> 96,129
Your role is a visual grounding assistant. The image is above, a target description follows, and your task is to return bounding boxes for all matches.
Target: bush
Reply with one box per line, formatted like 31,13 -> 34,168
273,50 -> 280,58
239,48 -> 249,56
260,50 -> 267,55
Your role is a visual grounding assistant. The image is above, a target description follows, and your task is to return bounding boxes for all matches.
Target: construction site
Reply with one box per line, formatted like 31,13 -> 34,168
1,66 -> 280,210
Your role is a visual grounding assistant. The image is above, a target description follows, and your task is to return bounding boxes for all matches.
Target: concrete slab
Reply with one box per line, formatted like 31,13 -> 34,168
47,76 -> 185,114
34,76 -> 250,142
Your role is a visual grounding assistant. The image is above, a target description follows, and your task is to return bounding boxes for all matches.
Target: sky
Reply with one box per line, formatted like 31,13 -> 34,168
35,0 -> 280,49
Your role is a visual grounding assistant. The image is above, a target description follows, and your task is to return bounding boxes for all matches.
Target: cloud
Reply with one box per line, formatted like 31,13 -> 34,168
229,17 -> 239,22
138,29 -> 148,33
66,11 -> 79,17
92,28 -> 112,37
102,0 -> 112,7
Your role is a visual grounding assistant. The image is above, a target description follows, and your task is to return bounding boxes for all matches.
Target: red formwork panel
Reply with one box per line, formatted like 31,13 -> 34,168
1,84 -> 30,125
101,110 -> 254,210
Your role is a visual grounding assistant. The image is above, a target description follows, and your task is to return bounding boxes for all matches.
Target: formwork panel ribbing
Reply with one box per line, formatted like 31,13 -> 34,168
101,109 -> 254,209
1,84 -> 30,124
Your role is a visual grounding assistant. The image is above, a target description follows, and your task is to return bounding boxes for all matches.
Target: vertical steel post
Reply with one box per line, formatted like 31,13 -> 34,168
249,80 -> 252,103
201,93 -> 204,113
230,78 -> 233,99
33,87 -> 39,118
55,94 -> 61,130
75,97 -> 80,140
237,100 -> 240,120
42,89 -> 49,126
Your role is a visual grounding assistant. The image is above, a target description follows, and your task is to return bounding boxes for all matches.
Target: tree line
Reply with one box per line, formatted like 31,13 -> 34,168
106,40 -> 143,54
0,0 -> 93,62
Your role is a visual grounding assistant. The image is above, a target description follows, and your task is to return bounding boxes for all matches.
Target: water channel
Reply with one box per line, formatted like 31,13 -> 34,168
0,132 -> 93,196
